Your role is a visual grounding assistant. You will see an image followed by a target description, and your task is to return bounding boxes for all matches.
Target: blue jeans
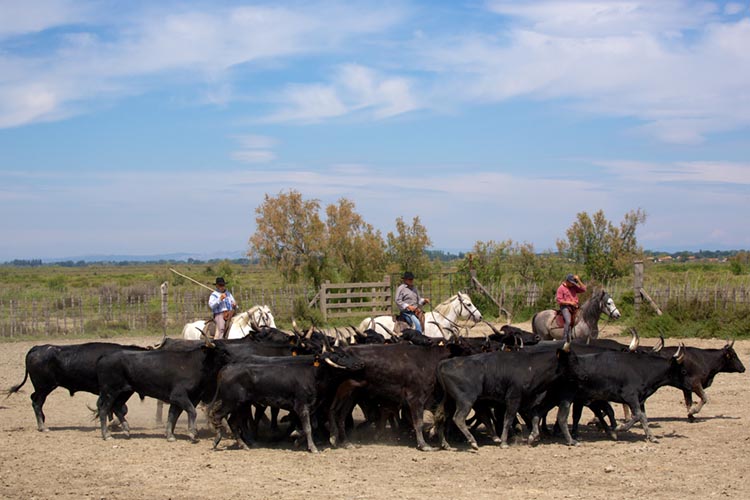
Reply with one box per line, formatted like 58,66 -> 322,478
402,311 -> 422,332
561,306 -> 573,342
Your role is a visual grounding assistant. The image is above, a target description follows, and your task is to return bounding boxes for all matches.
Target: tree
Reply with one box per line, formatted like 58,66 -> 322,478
386,216 -> 432,277
249,191 -> 388,287
325,198 -> 387,282
556,208 -> 647,282
248,190 -> 326,286
460,240 -> 554,285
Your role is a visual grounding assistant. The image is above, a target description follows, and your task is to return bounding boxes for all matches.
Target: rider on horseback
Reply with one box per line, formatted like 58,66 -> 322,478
208,277 -> 238,340
556,273 -> 586,342
396,271 -> 430,333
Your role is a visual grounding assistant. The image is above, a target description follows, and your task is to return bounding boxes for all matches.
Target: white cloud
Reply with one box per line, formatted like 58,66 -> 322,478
231,150 -> 276,163
0,2 -> 408,128
591,159 -> 750,185
234,134 -> 277,149
419,1 -> 750,143
264,64 -> 419,123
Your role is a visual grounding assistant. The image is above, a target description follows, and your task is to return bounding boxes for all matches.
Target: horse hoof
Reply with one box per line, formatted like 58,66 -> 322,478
167,435 -> 176,443
500,442 -> 509,449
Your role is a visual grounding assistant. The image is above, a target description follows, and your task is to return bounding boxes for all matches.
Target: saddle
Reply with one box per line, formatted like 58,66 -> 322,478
396,308 -> 425,332
553,307 -> 578,329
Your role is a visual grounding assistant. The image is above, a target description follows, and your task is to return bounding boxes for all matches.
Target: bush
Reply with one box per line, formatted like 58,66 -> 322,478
292,296 -> 324,327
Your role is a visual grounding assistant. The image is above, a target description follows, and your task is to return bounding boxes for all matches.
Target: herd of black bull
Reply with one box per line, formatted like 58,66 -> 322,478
5,323 -> 746,452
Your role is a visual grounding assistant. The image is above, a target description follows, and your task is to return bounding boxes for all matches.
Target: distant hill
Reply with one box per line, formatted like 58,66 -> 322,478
3,250 -> 248,265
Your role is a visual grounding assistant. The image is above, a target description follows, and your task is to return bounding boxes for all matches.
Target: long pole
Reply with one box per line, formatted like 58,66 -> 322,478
168,268 -> 215,292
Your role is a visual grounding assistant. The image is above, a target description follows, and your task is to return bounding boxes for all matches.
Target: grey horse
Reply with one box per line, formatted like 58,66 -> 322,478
531,288 -> 621,341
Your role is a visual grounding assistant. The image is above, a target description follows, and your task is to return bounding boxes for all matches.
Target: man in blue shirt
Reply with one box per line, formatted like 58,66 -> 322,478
208,277 -> 237,339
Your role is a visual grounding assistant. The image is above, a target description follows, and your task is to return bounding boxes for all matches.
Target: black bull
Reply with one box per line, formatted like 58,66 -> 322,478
208,348 -> 366,453
6,342 -> 149,432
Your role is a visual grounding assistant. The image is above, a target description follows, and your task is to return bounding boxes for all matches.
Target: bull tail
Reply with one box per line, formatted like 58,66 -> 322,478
5,368 -> 29,398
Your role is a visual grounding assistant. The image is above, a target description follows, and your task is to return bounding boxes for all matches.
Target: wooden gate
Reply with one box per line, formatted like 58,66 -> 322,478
319,275 -> 392,321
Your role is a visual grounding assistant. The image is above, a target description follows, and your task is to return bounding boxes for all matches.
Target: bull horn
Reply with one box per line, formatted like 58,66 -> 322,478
563,340 -> 571,353
305,326 -> 314,340
726,338 -> 735,349
333,328 -> 343,347
674,343 -> 685,363
628,327 -> 640,352
249,314 -> 260,332
197,327 -> 216,348
483,320 -> 503,336
430,321 -> 450,341
652,335 -> 664,353
376,321 -> 396,338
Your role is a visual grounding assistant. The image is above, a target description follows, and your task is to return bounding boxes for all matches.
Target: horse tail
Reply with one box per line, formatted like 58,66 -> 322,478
530,312 -> 540,336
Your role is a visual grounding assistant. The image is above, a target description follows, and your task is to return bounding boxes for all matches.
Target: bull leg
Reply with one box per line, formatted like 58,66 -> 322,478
687,386 -> 708,421
295,404 -> 318,453
616,400 -> 658,442
111,398 -> 130,437
166,404 -> 182,442
155,400 -> 164,425
97,395 -> 114,441
228,410 -> 252,450
30,390 -> 49,432
450,399 -> 478,450
475,403 -> 501,444
499,402 -> 521,449
185,403 -> 199,442
555,401 -> 578,446
571,401 -> 583,439
406,399 -> 432,451
588,401 -> 617,440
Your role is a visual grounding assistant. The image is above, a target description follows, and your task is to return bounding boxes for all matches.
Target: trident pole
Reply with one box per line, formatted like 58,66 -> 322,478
168,268 -> 215,293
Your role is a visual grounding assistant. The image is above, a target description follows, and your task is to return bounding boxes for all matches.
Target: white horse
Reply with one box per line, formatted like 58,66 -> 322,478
358,291 -> 483,339
181,305 -> 276,340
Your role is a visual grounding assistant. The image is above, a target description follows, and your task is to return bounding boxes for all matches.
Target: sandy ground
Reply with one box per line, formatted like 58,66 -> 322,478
1,323 -> 748,500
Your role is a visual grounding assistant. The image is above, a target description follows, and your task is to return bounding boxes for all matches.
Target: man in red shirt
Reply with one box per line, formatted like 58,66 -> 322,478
556,273 -> 586,342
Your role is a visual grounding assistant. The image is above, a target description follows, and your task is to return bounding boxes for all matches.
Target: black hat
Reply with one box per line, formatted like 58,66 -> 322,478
215,277 -> 226,286
402,271 -> 415,280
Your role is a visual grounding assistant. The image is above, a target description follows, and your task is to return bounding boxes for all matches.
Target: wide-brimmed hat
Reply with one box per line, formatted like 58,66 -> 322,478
402,271 -> 415,280
215,277 -> 227,286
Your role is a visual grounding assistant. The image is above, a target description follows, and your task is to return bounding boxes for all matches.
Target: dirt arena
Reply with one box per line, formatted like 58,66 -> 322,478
1,325 -> 748,500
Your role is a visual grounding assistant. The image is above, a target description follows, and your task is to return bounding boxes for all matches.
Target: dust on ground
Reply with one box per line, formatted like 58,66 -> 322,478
1,325 -> 748,500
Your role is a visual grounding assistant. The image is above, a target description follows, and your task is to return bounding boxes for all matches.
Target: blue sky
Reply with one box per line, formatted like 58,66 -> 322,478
1,0 -> 749,261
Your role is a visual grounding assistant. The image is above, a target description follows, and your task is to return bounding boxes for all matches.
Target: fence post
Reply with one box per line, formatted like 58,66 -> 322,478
320,281 -> 330,321
634,260 -> 644,315
161,282 -> 168,336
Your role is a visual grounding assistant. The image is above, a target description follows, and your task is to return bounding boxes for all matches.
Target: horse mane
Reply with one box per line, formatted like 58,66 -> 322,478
432,293 -> 463,316
580,288 -> 606,323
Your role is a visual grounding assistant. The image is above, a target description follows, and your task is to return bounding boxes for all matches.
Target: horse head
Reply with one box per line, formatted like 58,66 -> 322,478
599,290 -> 621,319
454,291 -> 483,323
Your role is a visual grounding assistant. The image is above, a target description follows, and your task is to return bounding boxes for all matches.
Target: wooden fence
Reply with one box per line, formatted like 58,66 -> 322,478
319,276 -> 392,321
2,275 -> 749,338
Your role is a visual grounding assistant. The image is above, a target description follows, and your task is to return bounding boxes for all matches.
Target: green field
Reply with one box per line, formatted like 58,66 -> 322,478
1,259 -> 748,340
